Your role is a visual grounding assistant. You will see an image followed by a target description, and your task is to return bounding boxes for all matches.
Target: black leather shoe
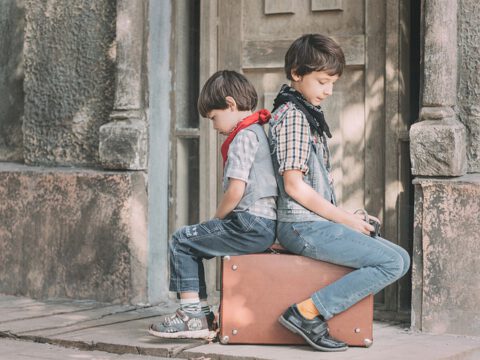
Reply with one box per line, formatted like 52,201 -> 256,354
279,305 -> 348,352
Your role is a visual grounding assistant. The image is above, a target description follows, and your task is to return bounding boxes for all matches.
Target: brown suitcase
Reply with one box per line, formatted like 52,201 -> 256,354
219,251 -> 374,347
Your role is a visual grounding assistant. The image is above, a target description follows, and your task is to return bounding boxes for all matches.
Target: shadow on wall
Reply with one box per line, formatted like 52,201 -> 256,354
0,0 -> 25,162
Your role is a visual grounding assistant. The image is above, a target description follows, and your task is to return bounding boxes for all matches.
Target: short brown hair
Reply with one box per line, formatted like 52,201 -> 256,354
285,34 -> 345,80
197,70 -> 258,117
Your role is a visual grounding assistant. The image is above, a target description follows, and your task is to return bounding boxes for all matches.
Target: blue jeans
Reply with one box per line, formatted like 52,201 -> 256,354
169,211 -> 276,299
277,221 -> 410,320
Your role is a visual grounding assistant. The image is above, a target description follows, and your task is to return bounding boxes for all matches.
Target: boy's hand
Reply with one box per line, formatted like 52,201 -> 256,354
345,214 -> 375,236
214,178 -> 246,219
353,212 -> 381,225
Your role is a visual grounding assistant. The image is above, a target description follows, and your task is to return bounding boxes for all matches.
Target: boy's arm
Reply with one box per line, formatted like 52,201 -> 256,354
283,169 -> 374,235
214,178 -> 246,219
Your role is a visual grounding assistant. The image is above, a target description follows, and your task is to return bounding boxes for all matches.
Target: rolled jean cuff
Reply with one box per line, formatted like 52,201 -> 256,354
169,278 -> 200,294
312,293 -> 334,320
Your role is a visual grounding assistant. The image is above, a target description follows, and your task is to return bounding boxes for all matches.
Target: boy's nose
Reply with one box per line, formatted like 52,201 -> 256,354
324,84 -> 333,95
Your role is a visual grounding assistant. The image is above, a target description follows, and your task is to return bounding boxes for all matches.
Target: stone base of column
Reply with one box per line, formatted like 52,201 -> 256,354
0,163 -> 148,304
412,175 -> 480,336
410,107 -> 467,176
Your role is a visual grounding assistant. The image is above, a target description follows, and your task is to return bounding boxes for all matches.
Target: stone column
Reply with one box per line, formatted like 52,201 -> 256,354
409,0 -> 466,176
99,0 -> 148,170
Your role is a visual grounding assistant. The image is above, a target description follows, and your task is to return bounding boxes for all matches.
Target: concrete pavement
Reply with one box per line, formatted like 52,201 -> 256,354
0,338 -> 170,360
0,295 -> 479,360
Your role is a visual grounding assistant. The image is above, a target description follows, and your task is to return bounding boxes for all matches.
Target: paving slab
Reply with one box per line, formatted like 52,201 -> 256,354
29,311 -> 211,358
0,338 -> 170,360
22,306 -> 165,338
1,303 -> 140,334
0,295 -> 206,358
0,298 -> 108,323
183,323 -> 480,360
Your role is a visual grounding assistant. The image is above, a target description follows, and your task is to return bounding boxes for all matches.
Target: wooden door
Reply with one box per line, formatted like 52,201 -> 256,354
199,0 -> 414,320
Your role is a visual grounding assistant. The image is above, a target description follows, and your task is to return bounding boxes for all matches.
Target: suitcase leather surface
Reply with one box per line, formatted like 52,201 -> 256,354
220,253 -> 373,347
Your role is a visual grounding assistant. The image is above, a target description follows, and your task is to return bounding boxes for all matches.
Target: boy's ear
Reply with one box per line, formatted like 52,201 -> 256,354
291,69 -> 302,82
225,96 -> 237,111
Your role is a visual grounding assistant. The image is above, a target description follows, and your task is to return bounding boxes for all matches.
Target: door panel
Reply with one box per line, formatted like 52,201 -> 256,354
200,0 -> 412,318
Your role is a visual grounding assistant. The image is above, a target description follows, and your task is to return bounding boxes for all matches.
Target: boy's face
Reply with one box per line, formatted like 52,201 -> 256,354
291,70 -> 339,106
207,107 -> 240,135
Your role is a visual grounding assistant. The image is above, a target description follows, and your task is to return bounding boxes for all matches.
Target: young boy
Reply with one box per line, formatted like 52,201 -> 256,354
149,70 -> 277,339
269,34 -> 410,352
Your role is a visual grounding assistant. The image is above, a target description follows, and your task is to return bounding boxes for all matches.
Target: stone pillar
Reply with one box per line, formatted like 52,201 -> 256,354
410,0 -> 480,337
99,0 -> 148,170
409,0 -> 466,176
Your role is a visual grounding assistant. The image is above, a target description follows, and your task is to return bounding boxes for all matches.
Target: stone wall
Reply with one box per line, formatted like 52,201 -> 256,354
458,0 -> 480,173
0,0 -> 154,305
23,0 -> 116,166
0,0 -> 24,162
412,175 -> 480,336
0,163 -> 148,304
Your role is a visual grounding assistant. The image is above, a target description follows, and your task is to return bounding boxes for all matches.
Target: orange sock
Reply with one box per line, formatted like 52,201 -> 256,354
296,298 -> 320,320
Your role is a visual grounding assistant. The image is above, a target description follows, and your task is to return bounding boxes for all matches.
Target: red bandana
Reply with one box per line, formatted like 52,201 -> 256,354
221,109 -> 271,167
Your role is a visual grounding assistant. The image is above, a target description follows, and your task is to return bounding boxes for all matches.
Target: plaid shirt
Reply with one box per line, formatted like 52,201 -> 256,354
271,103 -> 312,175
271,102 -> 333,184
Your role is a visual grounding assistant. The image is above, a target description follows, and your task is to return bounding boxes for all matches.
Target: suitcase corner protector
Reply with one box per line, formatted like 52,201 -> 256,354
220,335 -> 230,344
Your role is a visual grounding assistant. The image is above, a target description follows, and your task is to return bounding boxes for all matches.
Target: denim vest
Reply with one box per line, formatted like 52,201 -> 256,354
223,124 -> 278,211
269,103 -> 336,222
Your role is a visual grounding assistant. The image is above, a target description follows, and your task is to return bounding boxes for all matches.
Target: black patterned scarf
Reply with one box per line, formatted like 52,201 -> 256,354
272,84 -> 332,138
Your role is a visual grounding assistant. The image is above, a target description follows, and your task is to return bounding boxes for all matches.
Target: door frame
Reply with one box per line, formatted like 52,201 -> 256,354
198,0 -> 416,318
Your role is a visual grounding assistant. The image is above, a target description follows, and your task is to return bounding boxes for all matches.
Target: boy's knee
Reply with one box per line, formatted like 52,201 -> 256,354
399,248 -> 411,277
169,229 -> 184,252
383,251 -> 405,280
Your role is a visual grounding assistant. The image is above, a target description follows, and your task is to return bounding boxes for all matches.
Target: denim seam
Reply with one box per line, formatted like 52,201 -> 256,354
238,213 -> 254,232
170,284 -> 201,292
253,217 -> 275,236
331,279 -> 381,315
291,224 -> 317,258
177,229 -> 226,243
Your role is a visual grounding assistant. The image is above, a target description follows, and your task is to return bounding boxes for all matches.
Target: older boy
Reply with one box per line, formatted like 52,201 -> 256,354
149,70 -> 277,339
269,34 -> 410,352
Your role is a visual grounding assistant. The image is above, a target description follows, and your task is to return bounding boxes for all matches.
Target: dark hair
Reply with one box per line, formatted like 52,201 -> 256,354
284,34 -> 345,80
197,70 -> 258,117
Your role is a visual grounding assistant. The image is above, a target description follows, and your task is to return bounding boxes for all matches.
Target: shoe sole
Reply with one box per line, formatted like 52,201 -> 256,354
278,315 -> 348,352
149,326 -> 213,339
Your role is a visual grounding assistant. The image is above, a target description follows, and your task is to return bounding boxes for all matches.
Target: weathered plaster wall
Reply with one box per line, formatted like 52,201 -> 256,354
412,175 -> 480,336
0,164 -> 148,304
458,0 -> 480,173
0,0 -> 24,162
23,0 -> 116,166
